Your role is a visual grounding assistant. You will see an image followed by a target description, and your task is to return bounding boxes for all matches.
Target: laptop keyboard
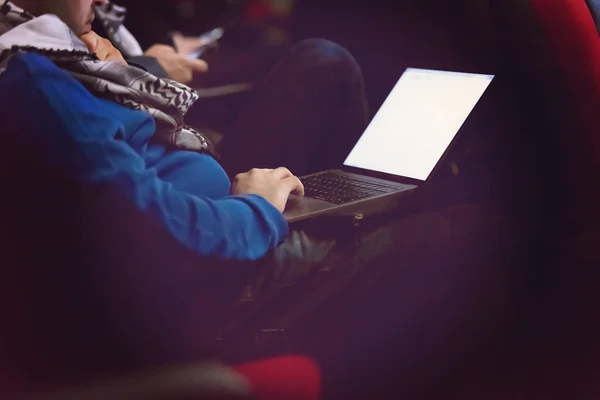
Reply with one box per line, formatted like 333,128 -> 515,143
300,171 -> 401,205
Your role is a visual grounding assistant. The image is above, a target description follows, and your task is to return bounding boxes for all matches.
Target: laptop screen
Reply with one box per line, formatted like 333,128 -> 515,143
343,68 -> 494,181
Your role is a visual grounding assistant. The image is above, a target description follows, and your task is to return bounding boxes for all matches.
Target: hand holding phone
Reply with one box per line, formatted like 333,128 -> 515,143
172,28 -> 224,60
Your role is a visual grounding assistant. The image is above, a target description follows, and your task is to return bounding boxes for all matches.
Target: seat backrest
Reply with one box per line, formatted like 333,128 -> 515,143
490,0 -> 600,224
512,5 -> 600,397
529,0 -> 600,163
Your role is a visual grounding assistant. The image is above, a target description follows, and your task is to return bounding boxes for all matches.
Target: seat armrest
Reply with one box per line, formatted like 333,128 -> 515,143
14,363 -> 252,400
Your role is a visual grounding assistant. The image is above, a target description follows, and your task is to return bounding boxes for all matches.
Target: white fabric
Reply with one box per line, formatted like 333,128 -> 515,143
0,14 -> 87,53
115,25 -> 143,56
0,14 -> 216,156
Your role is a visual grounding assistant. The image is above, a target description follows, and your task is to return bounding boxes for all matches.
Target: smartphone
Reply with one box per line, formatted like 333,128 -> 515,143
186,27 -> 224,59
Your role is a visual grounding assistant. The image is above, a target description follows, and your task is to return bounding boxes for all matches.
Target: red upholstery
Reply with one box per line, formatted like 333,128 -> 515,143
529,0 -> 600,161
507,3 -> 600,397
0,356 -> 321,399
232,356 -> 321,400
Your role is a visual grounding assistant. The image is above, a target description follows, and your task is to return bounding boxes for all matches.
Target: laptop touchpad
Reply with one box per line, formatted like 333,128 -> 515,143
283,195 -> 336,222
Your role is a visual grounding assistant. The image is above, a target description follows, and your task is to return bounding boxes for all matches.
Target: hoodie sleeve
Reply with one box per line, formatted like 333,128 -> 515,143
0,53 -> 289,260
127,55 -> 169,78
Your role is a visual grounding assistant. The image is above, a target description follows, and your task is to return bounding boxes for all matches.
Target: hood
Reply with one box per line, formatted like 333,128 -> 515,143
0,14 -> 87,53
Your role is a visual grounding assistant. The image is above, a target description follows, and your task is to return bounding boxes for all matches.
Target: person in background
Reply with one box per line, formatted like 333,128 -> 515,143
92,0 -> 299,135
90,0 -> 209,82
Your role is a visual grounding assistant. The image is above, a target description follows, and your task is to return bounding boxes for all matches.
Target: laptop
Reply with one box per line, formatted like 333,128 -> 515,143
283,68 -> 495,223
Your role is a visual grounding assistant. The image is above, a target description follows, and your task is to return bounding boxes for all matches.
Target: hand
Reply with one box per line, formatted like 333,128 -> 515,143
79,31 -> 127,66
171,31 -> 209,58
144,44 -> 208,84
231,167 -> 305,213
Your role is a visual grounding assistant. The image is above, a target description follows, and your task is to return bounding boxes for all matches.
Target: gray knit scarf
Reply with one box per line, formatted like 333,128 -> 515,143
0,3 -> 217,158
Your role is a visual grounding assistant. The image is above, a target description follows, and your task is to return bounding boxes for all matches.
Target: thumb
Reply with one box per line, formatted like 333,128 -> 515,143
284,176 -> 305,197
184,57 -> 209,73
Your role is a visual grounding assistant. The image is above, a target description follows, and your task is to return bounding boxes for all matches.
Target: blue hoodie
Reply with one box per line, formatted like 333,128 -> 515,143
0,53 -> 288,260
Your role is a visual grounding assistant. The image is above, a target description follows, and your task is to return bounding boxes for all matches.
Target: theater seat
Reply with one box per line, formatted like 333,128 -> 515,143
529,0 -> 600,164
2,356 -> 321,400
233,356 -> 321,400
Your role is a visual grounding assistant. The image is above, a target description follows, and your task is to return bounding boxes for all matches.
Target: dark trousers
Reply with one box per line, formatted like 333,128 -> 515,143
205,38 -> 370,177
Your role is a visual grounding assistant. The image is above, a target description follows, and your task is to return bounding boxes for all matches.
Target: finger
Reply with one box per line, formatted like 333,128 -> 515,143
248,168 -> 272,175
234,172 -> 246,182
79,32 -> 99,52
174,32 -> 204,46
106,50 -> 127,66
270,167 -> 293,179
284,176 -> 305,197
184,57 -> 209,73
94,47 -> 108,60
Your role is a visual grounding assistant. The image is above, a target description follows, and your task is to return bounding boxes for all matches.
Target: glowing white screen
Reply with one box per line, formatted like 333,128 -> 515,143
343,68 -> 494,181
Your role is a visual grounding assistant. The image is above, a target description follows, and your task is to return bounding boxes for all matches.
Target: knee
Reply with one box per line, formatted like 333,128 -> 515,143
289,38 -> 362,81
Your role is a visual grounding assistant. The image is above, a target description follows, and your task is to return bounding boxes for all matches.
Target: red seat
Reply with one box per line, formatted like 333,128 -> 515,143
529,0 -> 600,163
233,355 -> 321,400
0,355 -> 321,399
526,2 -> 600,398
